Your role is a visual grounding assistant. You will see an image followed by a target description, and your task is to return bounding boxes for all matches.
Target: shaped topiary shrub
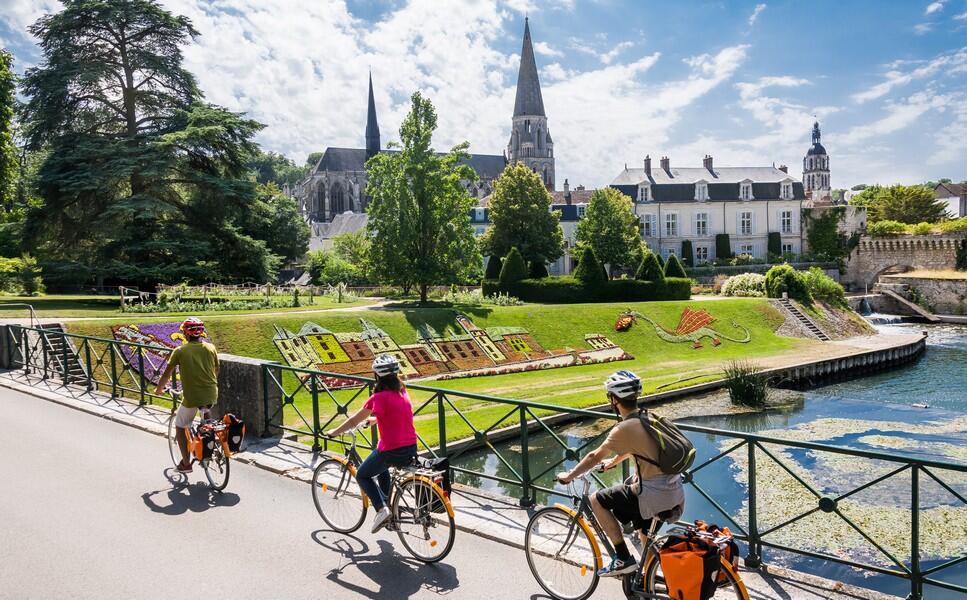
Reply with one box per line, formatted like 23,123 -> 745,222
635,251 -> 665,282
680,240 -> 694,267
529,260 -> 549,279
767,232 -> 782,260
574,247 -> 607,287
716,233 -> 732,260
664,254 -> 687,278
498,247 -> 528,287
484,256 -> 503,280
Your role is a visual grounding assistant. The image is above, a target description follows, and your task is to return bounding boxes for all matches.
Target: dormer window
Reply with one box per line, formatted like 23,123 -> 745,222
577,204 -> 586,218
638,184 -> 650,202
740,181 -> 754,201
694,181 -> 709,202
780,181 -> 793,200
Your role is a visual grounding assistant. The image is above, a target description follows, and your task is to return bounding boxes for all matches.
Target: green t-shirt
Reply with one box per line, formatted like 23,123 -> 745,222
169,341 -> 219,408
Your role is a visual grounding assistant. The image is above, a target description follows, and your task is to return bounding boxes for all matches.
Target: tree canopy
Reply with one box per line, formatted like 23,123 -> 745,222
247,150 -> 307,187
575,187 -> 639,278
365,92 -> 481,302
850,184 -> 948,224
17,0 -> 305,287
481,162 -> 563,266
0,50 -> 16,214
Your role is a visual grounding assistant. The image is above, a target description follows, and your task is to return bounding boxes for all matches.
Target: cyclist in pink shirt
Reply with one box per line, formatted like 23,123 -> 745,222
327,354 -> 418,533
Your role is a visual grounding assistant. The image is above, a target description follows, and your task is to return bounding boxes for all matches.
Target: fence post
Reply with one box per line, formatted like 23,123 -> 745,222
110,342 -> 118,399
83,339 -> 93,391
22,327 -> 30,374
436,392 -> 447,457
262,364 -> 271,436
745,440 -> 762,568
909,465 -> 922,600
61,332 -> 69,386
137,348 -> 146,406
41,329 -> 49,380
310,374 -> 321,453
519,405 -> 534,507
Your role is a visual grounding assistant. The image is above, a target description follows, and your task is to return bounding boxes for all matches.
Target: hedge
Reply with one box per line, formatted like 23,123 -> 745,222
716,233 -> 732,259
483,276 -> 691,303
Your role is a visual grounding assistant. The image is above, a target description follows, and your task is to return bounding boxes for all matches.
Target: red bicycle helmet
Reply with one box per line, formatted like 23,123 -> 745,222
180,317 -> 206,338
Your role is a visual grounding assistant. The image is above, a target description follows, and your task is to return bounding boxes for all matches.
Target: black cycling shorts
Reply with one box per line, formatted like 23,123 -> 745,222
595,483 -> 656,532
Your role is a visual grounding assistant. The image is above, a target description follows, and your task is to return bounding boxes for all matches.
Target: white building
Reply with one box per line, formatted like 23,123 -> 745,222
611,155 -> 805,264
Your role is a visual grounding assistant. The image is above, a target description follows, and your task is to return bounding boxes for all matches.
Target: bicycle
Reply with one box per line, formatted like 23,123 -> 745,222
310,427 -> 456,563
524,472 -> 749,600
166,391 -> 231,491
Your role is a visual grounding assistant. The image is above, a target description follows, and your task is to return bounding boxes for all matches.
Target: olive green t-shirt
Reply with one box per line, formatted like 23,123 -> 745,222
169,341 -> 219,408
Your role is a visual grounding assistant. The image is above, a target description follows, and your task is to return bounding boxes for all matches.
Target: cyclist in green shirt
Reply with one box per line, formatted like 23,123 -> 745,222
155,317 -> 219,473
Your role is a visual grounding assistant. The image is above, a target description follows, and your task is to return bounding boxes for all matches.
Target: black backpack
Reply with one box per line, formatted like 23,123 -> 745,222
636,409 -> 696,475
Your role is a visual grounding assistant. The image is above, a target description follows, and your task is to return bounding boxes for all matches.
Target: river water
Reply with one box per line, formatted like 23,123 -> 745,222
455,321 -> 967,598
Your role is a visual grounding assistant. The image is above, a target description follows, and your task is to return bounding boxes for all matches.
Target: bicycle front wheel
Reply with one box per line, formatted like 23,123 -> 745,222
634,552 -> 749,600
392,477 -> 455,563
524,506 -> 601,600
166,414 -> 180,468
203,446 -> 230,491
312,458 -> 367,533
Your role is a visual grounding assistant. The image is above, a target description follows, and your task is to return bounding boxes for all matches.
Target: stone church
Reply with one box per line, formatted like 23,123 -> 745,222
293,19 -> 555,223
802,120 -> 832,206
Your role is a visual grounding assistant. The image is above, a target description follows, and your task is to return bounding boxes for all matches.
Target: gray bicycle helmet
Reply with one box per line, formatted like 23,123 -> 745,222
372,354 -> 401,377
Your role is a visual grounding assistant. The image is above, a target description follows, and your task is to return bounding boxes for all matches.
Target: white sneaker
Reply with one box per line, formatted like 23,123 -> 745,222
371,508 -> 391,533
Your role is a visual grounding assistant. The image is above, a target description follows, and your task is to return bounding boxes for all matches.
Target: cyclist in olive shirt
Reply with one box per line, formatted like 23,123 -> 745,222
155,317 -> 219,473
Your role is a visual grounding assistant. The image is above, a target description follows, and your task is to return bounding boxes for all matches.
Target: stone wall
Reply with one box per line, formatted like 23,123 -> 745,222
880,275 -> 967,315
842,234 -> 965,290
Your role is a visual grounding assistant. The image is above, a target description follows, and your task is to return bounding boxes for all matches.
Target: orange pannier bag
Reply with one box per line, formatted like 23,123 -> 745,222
694,521 -> 740,584
658,530 -> 721,600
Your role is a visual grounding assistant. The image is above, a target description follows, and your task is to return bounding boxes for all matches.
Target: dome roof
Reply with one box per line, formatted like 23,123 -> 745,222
807,142 -> 827,156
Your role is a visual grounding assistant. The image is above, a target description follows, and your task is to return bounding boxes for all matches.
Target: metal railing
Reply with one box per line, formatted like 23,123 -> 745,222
0,303 -> 38,328
264,361 -> 966,600
5,324 -> 173,406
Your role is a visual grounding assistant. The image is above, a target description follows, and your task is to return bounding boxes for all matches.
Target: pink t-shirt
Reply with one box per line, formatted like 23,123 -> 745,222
364,389 -> 418,451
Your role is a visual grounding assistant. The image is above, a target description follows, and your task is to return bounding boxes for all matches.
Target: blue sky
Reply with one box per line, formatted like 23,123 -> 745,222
2,0 -> 965,189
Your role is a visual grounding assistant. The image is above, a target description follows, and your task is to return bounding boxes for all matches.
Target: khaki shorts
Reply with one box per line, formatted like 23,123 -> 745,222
174,404 -> 212,428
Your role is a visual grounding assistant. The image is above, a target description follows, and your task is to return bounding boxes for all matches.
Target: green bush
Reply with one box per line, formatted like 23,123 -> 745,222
664,254 -> 687,278
802,267 -> 846,307
938,217 -> 967,234
499,247 -> 528,286
484,276 -> 691,303
484,256 -> 503,280
528,260 -> 549,279
654,252 -> 665,270
723,361 -> 769,407
911,222 -> 933,235
764,263 -> 812,304
573,247 -> 606,286
0,255 -> 45,296
635,251 -> 664,282
715,233 -> 732,259
867,220 -> 908,237
767,232 -> 782,259
680,240 -> 694,267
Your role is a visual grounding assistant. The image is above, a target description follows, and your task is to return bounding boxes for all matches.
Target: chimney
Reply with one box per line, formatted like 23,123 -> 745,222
778,164 -> 788,173
660,156 -> 670,174
564,178 -> 571,205
563,178 -> 569,193
703,154 -> 713,172
643,155 -> 652,177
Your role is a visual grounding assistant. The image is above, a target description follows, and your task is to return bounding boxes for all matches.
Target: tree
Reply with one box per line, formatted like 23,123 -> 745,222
247,150 -> 306,187
305,151 -> 324,169
573,246 -> 606,286
365,92 -> 481,302
528,260 -> 549,278
19,0 -> 277,286
0,50 -> 16,213
680,240 -> 694,267
244,183 -> 310,263
635,251 -> 664,282
332,230 -> 371,267
481,162 -> 563,266
848,185 -> 882,212
498,247 -> 527,286
305,250 -> 362,285
866,184 -> 948,224
664,254 -> 687,278
575,187 -> 639,278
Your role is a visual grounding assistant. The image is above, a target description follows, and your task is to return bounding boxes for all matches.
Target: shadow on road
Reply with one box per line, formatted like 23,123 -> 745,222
311,530 -> 459,599
141,468 -> 241,515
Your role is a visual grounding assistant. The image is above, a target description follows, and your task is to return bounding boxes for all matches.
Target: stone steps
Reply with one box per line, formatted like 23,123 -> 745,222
778,298 -> 831,341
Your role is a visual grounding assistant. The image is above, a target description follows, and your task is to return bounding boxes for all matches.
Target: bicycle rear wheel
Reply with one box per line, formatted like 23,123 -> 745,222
203,445 -> 230,491
632,553 -> 749,599
312,458 -> 367,533
392,478 -> 455,563
166,414 -> 181,468
524,506 -> 600,600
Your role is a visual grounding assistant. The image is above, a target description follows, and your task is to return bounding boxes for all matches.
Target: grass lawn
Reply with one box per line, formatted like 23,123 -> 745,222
62,298 -> 813,448
0,294 -> 372,318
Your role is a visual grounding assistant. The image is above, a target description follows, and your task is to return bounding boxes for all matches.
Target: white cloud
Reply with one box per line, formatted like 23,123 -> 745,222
839,90 -> 952,144
954,11 -> 967,20
925,1 -> 945,15
568,38 -> 634,65
913,22 -> 933,34
748,3 -> 767,27
928,94 -> 967,164
852,47 -> 967,103
533,41 -> 562,57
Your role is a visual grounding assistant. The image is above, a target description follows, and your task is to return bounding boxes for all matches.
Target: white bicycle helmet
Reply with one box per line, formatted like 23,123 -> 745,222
604,370 -> 642,399
372,354 -> 401,377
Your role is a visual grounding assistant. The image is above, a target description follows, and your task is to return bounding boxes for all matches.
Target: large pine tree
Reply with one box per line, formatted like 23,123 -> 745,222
19,0 -> 278,287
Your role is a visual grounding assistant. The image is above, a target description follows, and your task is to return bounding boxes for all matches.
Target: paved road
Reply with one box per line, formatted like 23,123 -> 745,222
0,386 -> 622,599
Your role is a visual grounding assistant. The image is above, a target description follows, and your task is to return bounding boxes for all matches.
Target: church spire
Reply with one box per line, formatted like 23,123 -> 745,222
513,17 -> 546,117
365,71 -> 380,158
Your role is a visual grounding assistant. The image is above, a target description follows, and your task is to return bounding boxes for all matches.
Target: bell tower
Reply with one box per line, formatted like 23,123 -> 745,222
802,121 -> 830,203
506,18 -> 555,190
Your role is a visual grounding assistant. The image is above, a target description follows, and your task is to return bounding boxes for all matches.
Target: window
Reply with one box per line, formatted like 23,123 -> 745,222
638,184 -> 650,202
694,182 -> 709,201
663,247 -> 677,259
739,244 -> 754,256
781,243 -> 794,256
740,182 -> 753,201
641,214 -> 657,237
694,212 -> 708,236
695,246 -> 709,263
739,211 -> 753,235
474,207 -> 485,221
780,210 -> 793,234
577,205 -> 586,218
781,182 -> 793,199
665,213 -> 679,237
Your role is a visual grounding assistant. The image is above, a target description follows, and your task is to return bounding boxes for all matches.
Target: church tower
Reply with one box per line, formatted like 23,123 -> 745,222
802,121 -> 830,203
365,72 -> 380,159
507,18 -> 555,190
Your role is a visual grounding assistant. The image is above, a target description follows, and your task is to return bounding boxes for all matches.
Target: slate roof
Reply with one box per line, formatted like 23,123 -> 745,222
935,182 -> 966,198
610,165 -> 805,202
313,147 -> 505,180
551,189 -> 594,205
513,19 -> 546,117
806,142 -> 827,156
